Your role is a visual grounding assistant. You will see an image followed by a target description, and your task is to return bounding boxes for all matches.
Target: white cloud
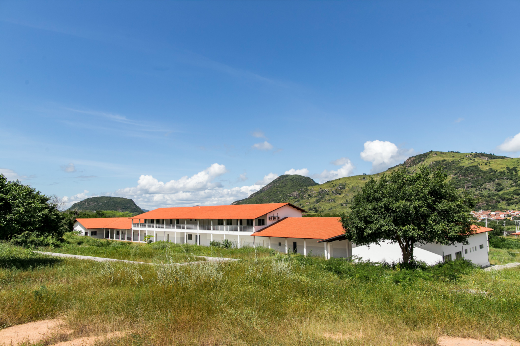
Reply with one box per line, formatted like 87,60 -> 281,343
61,163 -> 76,173
331,157 -> 350,166
251,130 -> 266,138
238,173 -> 248,182
116,163 -> 227,195
62,190 -> 90,209
313,159 -> 355,183
360,140 -> 413,173
255,173 -> 279,185
455,117 -> 464,123
498,132 -> 520,153
252,141 -> 274,151
0,168 -> 26,181
284,168 -> 310,176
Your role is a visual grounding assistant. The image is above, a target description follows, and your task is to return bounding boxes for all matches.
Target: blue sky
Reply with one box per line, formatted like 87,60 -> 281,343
1,1 -> 520,210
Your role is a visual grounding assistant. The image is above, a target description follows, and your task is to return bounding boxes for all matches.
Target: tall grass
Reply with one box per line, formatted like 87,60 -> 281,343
37,233 -> 276,263
1,242 -> 520,345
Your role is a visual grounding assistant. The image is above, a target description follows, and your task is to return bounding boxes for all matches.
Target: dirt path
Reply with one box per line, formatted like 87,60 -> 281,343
484,262 -> 520,271
438,336 -> 520,345
35,251 -> 237,265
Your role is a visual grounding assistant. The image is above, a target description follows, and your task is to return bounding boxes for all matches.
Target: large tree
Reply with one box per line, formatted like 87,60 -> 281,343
0,174 -> 64,241
341,166 -> 475,265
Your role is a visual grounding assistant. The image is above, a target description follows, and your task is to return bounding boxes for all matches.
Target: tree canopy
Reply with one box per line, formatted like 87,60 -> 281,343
340,166 -> 475,264
0,174 -> 64,242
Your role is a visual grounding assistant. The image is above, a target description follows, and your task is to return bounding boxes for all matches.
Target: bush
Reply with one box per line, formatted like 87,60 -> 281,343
10,231 -> 62,248
490,236 -> 520,249
221,239 -> 233,249
209,240 -> 221,248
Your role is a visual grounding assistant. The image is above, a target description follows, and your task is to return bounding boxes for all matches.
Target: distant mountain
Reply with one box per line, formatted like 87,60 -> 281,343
232,151 -> 520,215
233,175 -> 318,205
67,196 -> 144,214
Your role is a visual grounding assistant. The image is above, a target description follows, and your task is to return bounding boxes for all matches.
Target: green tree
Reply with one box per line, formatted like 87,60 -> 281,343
341,167 -> 475,265
0,174 -> 64,242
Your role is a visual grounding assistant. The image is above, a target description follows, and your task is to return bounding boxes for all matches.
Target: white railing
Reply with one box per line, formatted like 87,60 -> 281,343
132,223 -> 255,232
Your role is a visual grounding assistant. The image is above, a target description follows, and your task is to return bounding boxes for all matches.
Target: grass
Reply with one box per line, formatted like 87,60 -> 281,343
37,233 -> 277,264
2,241 -> 520,345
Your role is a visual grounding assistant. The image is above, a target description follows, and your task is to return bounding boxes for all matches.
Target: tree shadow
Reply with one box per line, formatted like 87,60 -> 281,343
0,257 -> 62,270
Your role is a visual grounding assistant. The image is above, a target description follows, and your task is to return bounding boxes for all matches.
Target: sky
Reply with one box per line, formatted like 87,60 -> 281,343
1,1 -> 520,210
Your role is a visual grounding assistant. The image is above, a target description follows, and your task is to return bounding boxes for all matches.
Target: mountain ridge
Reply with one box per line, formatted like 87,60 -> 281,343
68,196 -> 144,214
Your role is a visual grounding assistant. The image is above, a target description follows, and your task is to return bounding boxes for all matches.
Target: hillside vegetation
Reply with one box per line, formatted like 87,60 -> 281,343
67,196 -> 144,214
234,151 -> 520,215
233,174 -> 317,205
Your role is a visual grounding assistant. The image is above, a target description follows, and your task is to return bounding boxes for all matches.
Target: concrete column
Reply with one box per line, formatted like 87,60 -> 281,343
197,220 -> 199,231
185,219 -> 187,230
285,239 -> 288,254
184,232 -> 187,244
304,239 -> 307,257
211,220 -> 213,231
197,233 -> 200,245
119,230 -> 122,241
210,233 -> 213,243
328,243 -> 332,259
174,231 -> 177,244
238,233 -> 240,249
324,242 -> 328,259
268,237 -> 271,249
138,229 -> 141,242
154,229 -> 156,242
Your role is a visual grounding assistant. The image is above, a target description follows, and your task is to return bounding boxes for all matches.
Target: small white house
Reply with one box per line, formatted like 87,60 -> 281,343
74,217 -> 133,240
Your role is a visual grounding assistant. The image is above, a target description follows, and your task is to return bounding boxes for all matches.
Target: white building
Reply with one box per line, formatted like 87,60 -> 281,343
74,203 -> 491,266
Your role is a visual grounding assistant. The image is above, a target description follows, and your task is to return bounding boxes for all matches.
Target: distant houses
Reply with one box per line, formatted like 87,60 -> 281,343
471,210 -> 520,222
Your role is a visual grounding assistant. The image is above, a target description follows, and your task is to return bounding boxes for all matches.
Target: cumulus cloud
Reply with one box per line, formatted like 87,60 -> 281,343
251,130 -> 266,138
252,141 -> 274,151
284,168 -> 310,176
62,190 -> 90,209
331,157 -> 350,166
238,173 -> 248,182
61,163 -> 76,173
313,158 -> 355,183
498,132 -> 520,153
116,163 -> 227,195
0,168 -> 26,181
255,173 -> 279,185
360,140 -> 413,173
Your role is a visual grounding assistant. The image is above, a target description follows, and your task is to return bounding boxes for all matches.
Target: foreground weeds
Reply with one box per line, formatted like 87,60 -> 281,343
1,243 -> 520,345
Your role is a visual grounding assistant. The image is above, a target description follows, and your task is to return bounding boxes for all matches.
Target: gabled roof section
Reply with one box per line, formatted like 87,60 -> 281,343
132,203 -> 305,221
75,217 -> 132,230
252,217 -> 345,240
470,225 -> 493,234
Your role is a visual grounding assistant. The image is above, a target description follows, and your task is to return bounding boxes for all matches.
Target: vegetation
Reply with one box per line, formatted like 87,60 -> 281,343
67,196 -> 144,214
233,174 -> 317,205
341,167 -> 475,264
38,232 -> 276,263
1,242 -> 520,345
0,174 -> 64,246
232,151 -> 520,215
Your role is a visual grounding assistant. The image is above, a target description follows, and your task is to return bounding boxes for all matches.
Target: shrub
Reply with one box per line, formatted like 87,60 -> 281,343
221,239 -> 233,249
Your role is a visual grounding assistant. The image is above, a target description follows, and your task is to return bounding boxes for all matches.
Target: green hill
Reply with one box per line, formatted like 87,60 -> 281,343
67,196 -> 144,214
233,151 -> 520,215
233,175 -> 318,205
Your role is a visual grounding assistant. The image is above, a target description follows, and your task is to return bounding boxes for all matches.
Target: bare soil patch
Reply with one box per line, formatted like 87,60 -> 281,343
51,331 -> 127,346
0,319 -> 71,345
438,336 -> 520,346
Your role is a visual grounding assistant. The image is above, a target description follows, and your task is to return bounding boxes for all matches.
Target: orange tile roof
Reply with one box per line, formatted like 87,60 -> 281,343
131,203 -> 304,222
470,225 -> 493,234
252,217 -> 345,240
76,218 -> 132,230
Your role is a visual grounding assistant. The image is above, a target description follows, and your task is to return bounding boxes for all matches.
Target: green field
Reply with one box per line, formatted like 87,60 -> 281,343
2,238 -> 520,345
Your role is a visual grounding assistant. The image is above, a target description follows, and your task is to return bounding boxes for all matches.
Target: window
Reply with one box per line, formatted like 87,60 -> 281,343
293,242 -> 297,253
246,219 -> 253,226
480,244 -> 484,249
256,219 -> 265,226
443,254 -> 452,262
176,219 -> 180,224
238,219 -> 243,225
465,249 -> 468,254
226,219 -> 233,225
278,242 -> 282,247
187,234 -> 192,240
85,232 -> 88,236
91,231 -> 97,236
217,219 -> 224,226
455,251 -> 462,260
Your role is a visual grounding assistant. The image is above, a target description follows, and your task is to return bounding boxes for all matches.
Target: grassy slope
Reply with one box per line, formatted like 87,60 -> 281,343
233,174 -> 318,205
68,196 -> 144,214
1,243 -> 520,345
282,151 -> 520,215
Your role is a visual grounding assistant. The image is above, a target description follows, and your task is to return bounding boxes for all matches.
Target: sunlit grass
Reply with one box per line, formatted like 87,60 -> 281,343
1,242 -> 520,345
37,233 -> 276,263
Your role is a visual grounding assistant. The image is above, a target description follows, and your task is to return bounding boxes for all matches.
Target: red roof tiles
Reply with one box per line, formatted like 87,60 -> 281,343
252,217 -> 345,240
76,218 -> 132,230
131,203 -> 304,222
